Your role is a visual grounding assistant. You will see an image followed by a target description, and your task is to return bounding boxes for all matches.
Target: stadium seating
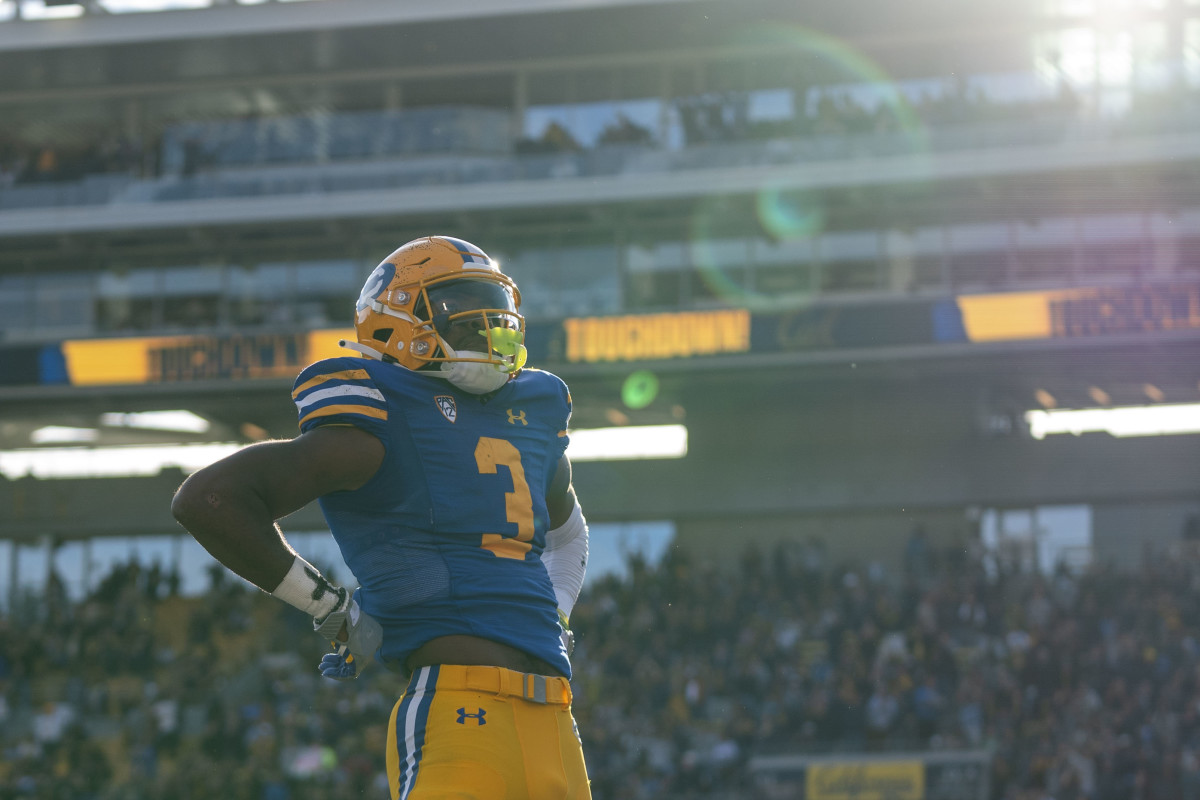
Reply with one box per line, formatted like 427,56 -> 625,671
5,538 -> 1200,799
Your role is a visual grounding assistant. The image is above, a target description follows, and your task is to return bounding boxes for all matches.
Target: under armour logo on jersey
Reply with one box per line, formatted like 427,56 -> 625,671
456,708 -> 487,725
435,396 -> 457,423
506,409 -> 527,426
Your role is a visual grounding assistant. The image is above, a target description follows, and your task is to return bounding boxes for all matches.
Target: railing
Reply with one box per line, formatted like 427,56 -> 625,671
3,106 -> 1197,213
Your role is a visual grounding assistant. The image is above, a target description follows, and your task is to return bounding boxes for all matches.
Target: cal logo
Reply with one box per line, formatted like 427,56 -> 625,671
435,395 -> 457,423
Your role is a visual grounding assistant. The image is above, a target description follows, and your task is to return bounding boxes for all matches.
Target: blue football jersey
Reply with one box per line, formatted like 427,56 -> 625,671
291,356 -> 573,677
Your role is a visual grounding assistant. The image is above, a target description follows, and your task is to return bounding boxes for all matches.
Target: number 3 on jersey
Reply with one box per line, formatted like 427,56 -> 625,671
475,437 -> 535,560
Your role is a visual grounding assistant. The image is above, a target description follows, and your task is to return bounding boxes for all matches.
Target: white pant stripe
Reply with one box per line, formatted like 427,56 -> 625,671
398,666 -> 433,800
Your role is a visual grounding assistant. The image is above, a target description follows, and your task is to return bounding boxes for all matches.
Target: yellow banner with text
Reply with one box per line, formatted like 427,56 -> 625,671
563,309 -> 751,363
61,329 -> 352,386
806,761 -> 925,800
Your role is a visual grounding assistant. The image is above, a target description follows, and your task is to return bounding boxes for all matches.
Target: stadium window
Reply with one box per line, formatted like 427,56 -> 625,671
1012,249 -> 1072,287
102,267 -> 164,331
1131,22 -> 1170,94
584,521 -> 675,585
979,505 -> 1092,576
488,243 -> 562,318
1187,19 -> 1200,87
293,259 -> 358,327
687,265 -> 750,307
624,240 -> 687,310
33,272 -> 96,337
227,261 -> 293,327
627,271 -> 685,311
753,237 -> 817,298
0,275 -> 35,339
949,252 -> 1009,291
1179,238 -> 1200,275
946,223 -> 1012,289
160,264 -> 225,330
687,237 -> 751,305
606,64 -> 666,147
820,259 -> 883,294
1079,213 -> 1148,280
12,540 -> 50,606
556,244 -> 621,317
1082,241 -> 1148,280
522,71 -> 587,152
595,100 -> 660,149
818,230 -> 882,294
754,264 -> 817,298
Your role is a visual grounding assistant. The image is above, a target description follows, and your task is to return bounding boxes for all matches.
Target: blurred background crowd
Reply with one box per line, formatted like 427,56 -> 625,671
7,77 -> 1195,189
4,533 -> 1200,800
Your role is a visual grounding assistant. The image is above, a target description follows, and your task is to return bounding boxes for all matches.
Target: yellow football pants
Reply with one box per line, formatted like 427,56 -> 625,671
385,664 -> 591,800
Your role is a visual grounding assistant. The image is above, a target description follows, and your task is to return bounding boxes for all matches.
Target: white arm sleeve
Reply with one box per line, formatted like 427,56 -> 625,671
542,501 -> 588,619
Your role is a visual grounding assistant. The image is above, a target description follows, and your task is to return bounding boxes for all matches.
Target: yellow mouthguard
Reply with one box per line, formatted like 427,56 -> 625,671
481,328 -> 528,372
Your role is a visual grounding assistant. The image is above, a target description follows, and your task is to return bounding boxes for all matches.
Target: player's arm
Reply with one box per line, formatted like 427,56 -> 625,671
171,425 -> 383,594
543,454 -> 589,628
171,425 -> 386,678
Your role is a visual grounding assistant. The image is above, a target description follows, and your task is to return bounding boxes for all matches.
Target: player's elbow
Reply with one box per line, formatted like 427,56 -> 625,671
170,472 -> 202,529
170,466 -> 224,531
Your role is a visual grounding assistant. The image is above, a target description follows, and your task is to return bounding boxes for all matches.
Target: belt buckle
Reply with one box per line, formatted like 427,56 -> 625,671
523,674 -> 548,704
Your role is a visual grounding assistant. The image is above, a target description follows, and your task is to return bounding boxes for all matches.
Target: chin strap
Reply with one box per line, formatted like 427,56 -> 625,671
338,340 -> 385,360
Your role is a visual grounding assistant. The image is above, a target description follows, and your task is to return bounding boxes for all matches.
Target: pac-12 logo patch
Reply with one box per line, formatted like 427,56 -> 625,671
435,395 -> 457,423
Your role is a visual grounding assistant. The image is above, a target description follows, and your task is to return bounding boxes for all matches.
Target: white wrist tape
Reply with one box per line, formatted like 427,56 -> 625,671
542,501 -> 588,619
270,555 -> 344,619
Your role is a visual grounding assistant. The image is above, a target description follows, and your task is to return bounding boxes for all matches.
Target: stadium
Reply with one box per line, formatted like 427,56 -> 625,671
1,0 -> 1199,797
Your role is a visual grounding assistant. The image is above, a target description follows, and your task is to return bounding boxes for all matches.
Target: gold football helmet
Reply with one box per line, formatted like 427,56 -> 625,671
347,236 -> 527,391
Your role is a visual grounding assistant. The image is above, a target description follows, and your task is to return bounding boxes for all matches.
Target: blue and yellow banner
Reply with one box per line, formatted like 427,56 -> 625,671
957,283 -> 1200,342
0,283 -> 1196,389
47,329 -> 351,387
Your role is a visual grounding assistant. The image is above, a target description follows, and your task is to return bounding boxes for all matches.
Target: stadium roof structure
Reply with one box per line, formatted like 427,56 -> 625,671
0,0 -> 1198,540
0,0 -> 706,49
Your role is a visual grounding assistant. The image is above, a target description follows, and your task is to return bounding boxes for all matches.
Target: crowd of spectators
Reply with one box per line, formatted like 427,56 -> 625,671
9,73 -> 1192,191
4,532 -> 1200,799
0,133 -> 148,190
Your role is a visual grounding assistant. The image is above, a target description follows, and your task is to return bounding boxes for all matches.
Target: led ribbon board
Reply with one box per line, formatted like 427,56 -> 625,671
562,309 -> 752,363
957,284 -> 1200,342
55,330 -> 352,386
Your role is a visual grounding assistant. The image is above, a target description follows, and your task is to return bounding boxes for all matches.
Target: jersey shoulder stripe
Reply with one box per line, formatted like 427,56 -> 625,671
518,368 -> 573,448
293,367 -> 373,397
293,359 -> 388,433
299,402 -> 388,428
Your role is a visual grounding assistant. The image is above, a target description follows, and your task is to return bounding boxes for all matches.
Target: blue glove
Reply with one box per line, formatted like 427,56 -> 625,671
314,593 -> 382,681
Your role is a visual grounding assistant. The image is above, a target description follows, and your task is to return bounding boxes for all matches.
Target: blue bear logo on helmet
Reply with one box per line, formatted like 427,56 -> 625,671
356,262 -> 396,314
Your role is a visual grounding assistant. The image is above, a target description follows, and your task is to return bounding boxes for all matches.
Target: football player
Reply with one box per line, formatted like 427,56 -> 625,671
171,236 -> 591,799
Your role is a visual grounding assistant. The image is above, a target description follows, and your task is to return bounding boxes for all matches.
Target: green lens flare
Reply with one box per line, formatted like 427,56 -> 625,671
688,22 -> 931,312
757,187 -> 825,241
622,370 -> 659,410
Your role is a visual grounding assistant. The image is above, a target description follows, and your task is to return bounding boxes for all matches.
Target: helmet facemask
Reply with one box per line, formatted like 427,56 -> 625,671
415,278 -> 527,393
346,236 -> 526,392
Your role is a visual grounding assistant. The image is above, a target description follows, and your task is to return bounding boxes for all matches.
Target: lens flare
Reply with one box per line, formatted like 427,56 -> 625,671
621,370 -> 660,410
687,23 -> 931,311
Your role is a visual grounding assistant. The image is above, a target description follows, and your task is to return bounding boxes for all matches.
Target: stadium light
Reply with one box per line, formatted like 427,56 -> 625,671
100,410 -> 211,434
0,442 -> 243,480
0,423 -> 689,479
1025,403 -> 1200,440
17,1 -> 85,19
29,426 -> 100,444
566,425 -> 688,461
